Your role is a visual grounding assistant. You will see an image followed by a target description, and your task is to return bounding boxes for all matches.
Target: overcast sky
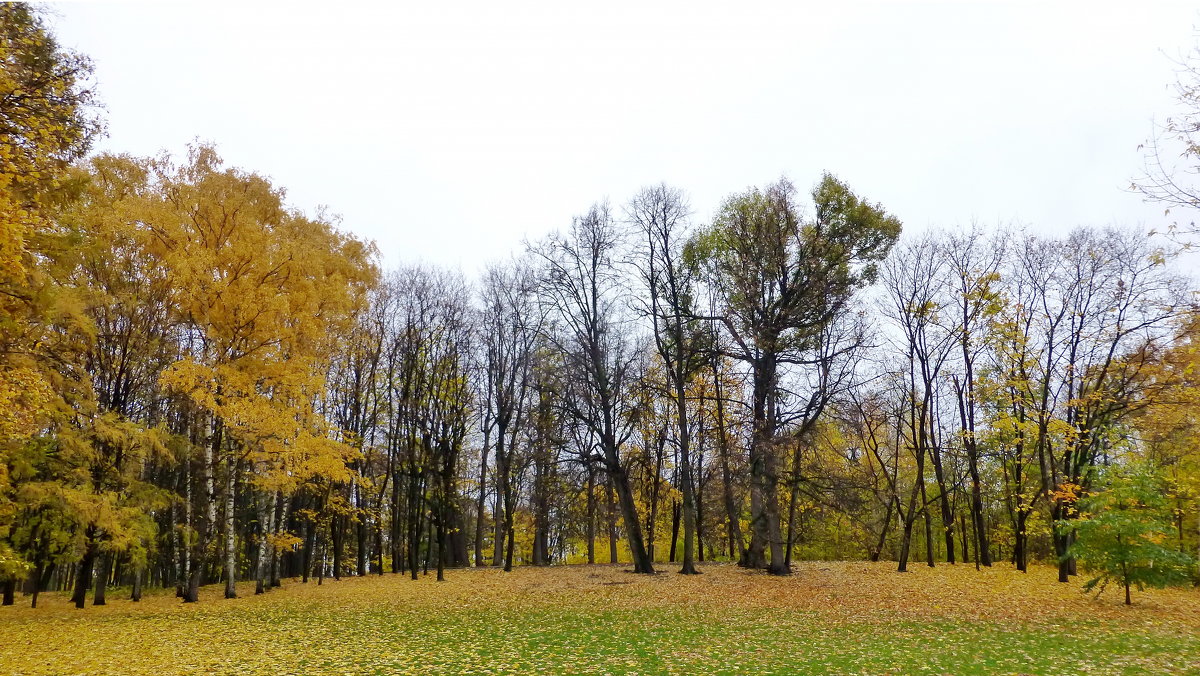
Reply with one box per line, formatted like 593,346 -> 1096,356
50,2 -> 1200,274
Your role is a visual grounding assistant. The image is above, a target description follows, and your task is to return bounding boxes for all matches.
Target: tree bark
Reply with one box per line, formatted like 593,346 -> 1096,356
223,457 -> 238,598
92,552 -> 110,606
71,527 -> 97,609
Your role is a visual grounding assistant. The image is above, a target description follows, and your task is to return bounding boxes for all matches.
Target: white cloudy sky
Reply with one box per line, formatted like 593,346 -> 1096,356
51,2 -> 1200,274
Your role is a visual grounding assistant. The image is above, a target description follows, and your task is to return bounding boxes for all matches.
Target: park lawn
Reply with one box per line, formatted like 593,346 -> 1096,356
1,561 -> 1197,675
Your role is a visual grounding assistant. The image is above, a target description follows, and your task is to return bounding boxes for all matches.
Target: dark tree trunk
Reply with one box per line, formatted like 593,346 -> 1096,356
870,498 -> 895,562
606,473 -> 618,565
746,356 -> 787,575
332,516 -> 344,581
72,528 -> 97,609
928,446 -> 955,565
92,553 -> 110,606
586,463 -> 596,564
1014,509 -> 1029,572
609,461 -> 655,573
668,501 -> 680,563
711,377 -> 743,563
474,433 -> 490,567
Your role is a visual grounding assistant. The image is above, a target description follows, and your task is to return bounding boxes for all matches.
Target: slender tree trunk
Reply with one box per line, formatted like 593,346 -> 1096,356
898,459 -> 923,573
668,501 -> 680,563
223,457 -> 238,598
606,472 -> 618,564
785,477 -> 802,568
474,433 -> 490,567
586,463 -> 596,564
870,497 -> 894,562
676,385 -> 699,575
332,516 -> 344,581
961,509 -> 973,567
709,371 -> 744,563
355,479 -> 368,577
493,438 -> 508,568
928,446 -> 955,564
302,518 -> 315,583
921,479 -> 935,567
1014,509 -> 1029,572
503,467 -> 516,572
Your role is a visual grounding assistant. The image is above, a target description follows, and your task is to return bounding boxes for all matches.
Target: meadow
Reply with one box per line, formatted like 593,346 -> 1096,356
2,562 -> 1198,675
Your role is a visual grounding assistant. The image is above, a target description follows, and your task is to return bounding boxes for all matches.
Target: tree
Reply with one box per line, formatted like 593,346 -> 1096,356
532,202 -> 655,574
879,234 -> 958,571
477,260 -> 540,571
688,175 -> 901,574
628,183 -> 705,574
148,145 -> 374,600
1065,464 -> 1196,605
0,3 -> 100,605
1133,40 -> 1200,243
943,228 -> 1005,569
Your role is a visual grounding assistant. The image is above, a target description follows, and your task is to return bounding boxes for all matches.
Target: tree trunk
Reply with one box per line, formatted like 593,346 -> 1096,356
474,432 -> 490,567
606,472 -> 618,564
301,519 -> 314,583
1014,509 -> 1029,572
92,553 -> 110,606
928,446 -> 955,564
355,479 -> 368,577
586,463 -> 596,564
72,527 -> 97,609
223,457 -> 238,599
870,497 -> 895,561
609,462 -> 655,573
332,516 -> 344,581
746,357 -> 787,575
709,363 -> 744,562
668,501 -> 680,563
677,389 -> 699,575
130,568 -> 142,602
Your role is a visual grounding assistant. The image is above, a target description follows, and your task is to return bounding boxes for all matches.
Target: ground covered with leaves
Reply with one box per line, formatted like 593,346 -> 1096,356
2,562 -> 1198,674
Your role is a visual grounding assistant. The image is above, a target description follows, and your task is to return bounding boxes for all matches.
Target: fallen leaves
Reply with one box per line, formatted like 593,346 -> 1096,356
1,562 -> 1198,674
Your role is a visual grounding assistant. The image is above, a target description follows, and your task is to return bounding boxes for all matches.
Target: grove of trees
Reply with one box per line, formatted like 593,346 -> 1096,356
2,4 -> 1197,609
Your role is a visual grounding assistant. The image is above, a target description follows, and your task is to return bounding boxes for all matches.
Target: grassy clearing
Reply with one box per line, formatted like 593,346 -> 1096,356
2,562 -> 1198,674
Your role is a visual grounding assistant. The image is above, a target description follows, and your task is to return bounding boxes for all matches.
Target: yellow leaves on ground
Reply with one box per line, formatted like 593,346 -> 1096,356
2,562 -> 1198,675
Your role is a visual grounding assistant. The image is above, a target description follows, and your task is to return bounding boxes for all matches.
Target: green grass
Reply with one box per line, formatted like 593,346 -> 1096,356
2,562 -> 1197,674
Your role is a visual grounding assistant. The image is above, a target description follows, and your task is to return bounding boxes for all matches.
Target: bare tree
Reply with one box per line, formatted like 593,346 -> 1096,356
628,184 -> 704,574
531,202 -> 655,574
477,259 -> 541,571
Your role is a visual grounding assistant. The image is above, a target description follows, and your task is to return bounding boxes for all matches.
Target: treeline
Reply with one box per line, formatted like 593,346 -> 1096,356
2,4 -> 1198,609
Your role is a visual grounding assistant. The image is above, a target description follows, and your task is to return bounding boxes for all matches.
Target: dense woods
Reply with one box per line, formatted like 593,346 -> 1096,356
2,4 -> 1198,613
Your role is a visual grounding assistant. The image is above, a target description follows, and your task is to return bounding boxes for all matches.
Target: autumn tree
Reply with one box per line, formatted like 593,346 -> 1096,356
477,260 -> 541,571
532,202 -> 655,574
628,183 -> 705,574
688,175 -> 901,575
146,145 -> 374,600
880,234 -> 958,570
0,2 -> 100,597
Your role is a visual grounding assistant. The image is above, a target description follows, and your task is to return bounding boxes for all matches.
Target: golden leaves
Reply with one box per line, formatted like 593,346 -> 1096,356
2,563 -> 1198,674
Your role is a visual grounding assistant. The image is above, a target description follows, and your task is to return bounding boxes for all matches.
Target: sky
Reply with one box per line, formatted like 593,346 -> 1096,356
49,2 -> 1200,275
